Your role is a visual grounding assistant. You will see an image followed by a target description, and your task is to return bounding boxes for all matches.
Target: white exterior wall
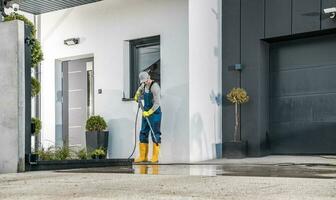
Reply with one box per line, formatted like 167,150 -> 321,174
189,0 -> 222,162
40,0 -> 189,162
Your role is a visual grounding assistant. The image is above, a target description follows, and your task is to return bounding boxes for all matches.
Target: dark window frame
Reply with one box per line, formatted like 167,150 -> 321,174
129,35 -> 160,98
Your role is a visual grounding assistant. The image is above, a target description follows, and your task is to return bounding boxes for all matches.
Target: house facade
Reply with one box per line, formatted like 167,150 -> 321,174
3,0 -> 335,166
34,0 -> 223,162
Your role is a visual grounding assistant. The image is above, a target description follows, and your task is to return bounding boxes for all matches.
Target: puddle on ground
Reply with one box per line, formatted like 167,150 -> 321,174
57,163 -> 336,179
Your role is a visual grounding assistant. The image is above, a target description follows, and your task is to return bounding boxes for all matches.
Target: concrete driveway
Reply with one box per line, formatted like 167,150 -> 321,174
0,156 -> 335,200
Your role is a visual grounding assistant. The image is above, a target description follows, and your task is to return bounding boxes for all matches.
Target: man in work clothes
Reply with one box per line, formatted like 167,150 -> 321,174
134,71 -> 162,163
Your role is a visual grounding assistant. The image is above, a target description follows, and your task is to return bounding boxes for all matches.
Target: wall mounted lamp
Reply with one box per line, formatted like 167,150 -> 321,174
64,38 -> 80,46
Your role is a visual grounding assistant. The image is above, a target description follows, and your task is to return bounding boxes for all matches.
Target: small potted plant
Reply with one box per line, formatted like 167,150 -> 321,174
85,115 -> 108,154
224,88 -> 249,158
90,147 -> 106,160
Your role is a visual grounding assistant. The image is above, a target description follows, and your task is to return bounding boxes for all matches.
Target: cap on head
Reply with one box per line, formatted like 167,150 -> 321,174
139,71 -> 150,83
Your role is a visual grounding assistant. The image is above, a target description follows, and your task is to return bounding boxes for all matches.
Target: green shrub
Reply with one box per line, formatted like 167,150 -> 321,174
4,13 -> 36,36
31,39 -> 43,68
31,77 -> 41,97
54,146 -> 70,160
4,13 -> 44,67
37,147 -> 55,161
90,147 -> 106,159
86,115 -> 107,132
37,146 -> 82,161
31,117 -> 42,135
77,149 -> 88,160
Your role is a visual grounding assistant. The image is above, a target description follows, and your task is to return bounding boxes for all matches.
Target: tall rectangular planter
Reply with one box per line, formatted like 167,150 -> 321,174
85,131 -> 109,153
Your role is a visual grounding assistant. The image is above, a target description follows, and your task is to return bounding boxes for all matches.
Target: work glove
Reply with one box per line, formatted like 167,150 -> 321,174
143,109 -> 155,117
134,91 -> 141,102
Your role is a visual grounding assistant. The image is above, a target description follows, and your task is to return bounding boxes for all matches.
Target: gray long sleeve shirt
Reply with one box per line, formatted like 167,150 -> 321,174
137,82 -> 161,112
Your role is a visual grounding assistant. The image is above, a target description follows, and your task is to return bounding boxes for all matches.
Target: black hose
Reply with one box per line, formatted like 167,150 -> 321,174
138,99 -> 158,144
128,104 -> 140,159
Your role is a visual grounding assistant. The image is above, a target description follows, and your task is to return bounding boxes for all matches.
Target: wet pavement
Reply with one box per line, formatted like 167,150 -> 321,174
58,162 -> 336,179
1,156 -> 336,199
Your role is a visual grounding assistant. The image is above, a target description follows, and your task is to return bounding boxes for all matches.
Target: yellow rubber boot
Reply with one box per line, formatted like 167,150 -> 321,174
151,143 -> 160,163
134,143 -> 148,163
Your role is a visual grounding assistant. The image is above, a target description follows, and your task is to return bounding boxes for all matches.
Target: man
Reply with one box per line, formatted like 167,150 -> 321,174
134,71 -> 162,163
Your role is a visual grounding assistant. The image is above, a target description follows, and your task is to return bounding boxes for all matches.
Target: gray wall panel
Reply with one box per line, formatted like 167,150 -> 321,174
265,0 -> 292,38
222,0 -> 336,157
241,0 -> 267,156
222,0 -> 241,142
292,0 -> 321,34
259,42 -> 270,154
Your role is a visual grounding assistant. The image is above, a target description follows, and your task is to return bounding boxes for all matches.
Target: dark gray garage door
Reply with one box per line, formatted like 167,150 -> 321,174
270,34 -> 336,154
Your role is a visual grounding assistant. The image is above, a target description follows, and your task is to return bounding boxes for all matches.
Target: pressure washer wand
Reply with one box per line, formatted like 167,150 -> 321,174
138,99 -> 159,145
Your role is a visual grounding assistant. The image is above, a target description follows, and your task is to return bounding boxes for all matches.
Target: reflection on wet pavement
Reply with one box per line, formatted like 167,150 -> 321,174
136,165 -> 160,175
58,163 -> 336,179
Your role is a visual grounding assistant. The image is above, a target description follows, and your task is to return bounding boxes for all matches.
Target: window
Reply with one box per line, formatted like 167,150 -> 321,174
129,36 -> 160,97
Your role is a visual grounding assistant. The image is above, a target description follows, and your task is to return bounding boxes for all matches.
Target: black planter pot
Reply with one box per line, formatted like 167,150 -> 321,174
85,131 -> 109,153
223,141 -> 247,159
91,154 -> 107,160
29,153 -> 39,164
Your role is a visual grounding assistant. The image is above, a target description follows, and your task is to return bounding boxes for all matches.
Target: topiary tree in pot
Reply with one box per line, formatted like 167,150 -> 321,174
227,88 -> 249,141
224,88 -> 249,158
85,115 -> 109,155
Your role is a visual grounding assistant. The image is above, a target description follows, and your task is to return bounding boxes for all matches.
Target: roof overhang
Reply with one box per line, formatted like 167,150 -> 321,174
10,0 -> 102,15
